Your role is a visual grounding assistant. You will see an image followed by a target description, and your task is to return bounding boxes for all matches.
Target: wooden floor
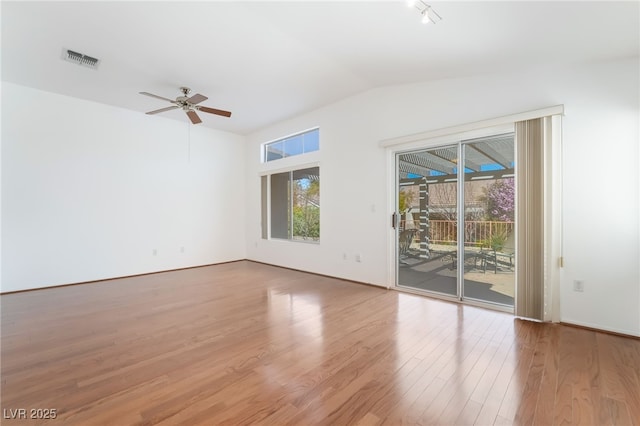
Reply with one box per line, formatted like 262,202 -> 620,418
1,261 -> 639,425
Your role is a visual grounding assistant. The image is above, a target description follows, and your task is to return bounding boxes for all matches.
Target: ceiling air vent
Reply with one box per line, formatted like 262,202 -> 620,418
62,48 -> 100,69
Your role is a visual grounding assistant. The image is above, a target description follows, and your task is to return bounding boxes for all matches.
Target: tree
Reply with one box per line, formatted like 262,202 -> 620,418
293,205 -> 319,239
292,178 -> 320,240
398,188 -> 415,213
484,178 -> 515,222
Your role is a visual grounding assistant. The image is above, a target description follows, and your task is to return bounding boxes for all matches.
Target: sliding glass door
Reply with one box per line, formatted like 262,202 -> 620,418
396,145 -> 459,297
461,135 -> 515,306
396,134 -> 515,308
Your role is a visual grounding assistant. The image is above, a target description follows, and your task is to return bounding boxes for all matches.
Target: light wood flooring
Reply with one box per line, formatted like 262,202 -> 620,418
1,261 -> 639,425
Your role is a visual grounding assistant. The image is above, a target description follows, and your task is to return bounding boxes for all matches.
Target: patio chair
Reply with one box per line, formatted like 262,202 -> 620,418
398,228 -> 418,265
482,231 -> 515,274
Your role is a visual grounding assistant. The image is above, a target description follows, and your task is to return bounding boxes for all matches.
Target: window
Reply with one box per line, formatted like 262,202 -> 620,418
264,128 -> 319,162
263,167 -> 320,242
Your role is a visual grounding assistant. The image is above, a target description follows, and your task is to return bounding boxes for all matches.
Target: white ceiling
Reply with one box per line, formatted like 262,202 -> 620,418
2,1 -> 639,134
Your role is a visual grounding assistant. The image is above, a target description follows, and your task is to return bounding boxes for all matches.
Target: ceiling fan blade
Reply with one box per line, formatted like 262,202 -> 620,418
186,110 -> 202,124
139,92 -> 176,103
146,105 -> 179,115
197,106 -> 232,118
186,93 -> 208,105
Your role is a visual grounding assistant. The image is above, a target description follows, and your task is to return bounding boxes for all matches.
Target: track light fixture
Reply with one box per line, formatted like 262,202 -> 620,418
407,0 -> 442,25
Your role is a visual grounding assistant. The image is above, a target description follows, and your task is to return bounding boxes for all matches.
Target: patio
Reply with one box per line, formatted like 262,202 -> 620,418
398,244 -> 514,306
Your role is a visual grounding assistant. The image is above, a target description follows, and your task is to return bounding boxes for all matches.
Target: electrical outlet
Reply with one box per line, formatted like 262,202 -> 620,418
355,254 -> 362,263
152,249 -> 158,256
343,253 -> 348,261
180,246 -> 185,253
573,280 -> 584,292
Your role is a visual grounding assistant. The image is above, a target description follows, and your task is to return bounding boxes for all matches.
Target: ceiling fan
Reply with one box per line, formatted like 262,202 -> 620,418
139,87 -> 232,124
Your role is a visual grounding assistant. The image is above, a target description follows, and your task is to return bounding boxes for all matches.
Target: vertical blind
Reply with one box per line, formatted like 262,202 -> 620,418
515,117 -> 546,320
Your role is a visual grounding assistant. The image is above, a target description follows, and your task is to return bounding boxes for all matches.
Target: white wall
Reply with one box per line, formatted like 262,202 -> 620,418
245,58 -> 640,336
2,59 -> 638,336
1,82 -> 246,292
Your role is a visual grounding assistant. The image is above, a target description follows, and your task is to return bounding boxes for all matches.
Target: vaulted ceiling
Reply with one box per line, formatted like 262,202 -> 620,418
2,1 -> 638,134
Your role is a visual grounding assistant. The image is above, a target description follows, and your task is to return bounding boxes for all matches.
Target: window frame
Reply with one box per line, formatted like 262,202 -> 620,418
262,127 -> 320,163
261,162 -> 321,244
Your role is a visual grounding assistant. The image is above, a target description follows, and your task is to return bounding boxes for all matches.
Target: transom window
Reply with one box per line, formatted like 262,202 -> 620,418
263,128 -> 319,162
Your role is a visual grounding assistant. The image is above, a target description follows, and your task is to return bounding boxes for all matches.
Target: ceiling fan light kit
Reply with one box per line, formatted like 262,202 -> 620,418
140,87 -> 232,124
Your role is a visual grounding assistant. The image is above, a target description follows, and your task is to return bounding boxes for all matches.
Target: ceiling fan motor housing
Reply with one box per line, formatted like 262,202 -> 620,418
178,87 -> 191,104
